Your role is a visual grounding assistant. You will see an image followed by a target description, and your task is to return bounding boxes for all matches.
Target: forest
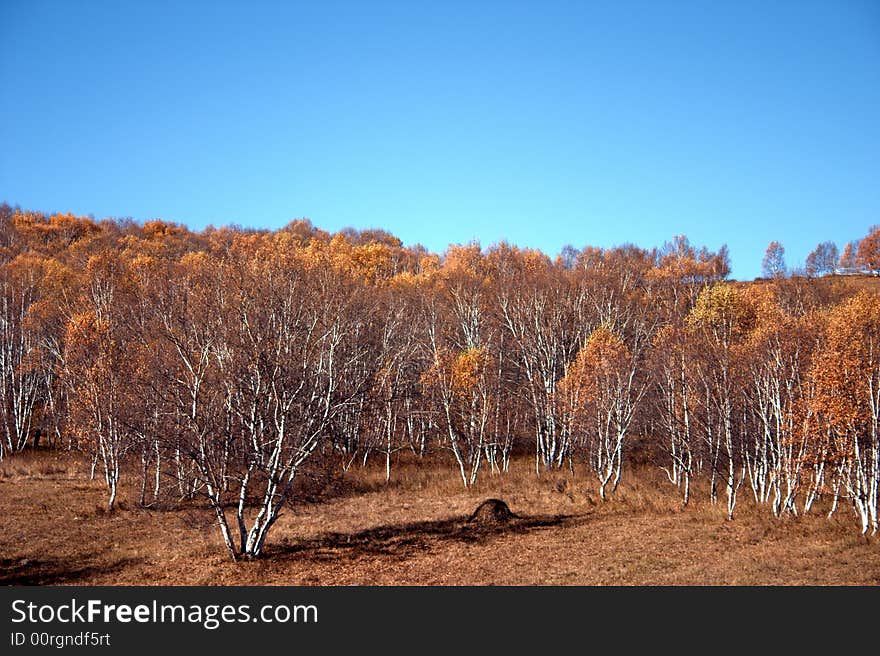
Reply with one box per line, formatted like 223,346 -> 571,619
1,202 -> 879,564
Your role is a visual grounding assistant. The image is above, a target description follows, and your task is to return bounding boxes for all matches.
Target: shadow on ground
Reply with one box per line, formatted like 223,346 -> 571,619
0,556 -> 144,585
271,512 -> 590,563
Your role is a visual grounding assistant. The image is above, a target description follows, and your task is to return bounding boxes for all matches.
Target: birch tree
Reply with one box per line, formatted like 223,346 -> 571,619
651,325 -> 696,504
0,255 -> 45,457
64,253 -> 139,509
491,245 -> 580,471
811,292 -> 880,534
561,326 -> 647,499
687,283 -> 753,519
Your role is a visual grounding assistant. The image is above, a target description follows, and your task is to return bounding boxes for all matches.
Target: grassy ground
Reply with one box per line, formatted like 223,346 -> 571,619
1,449 -> 878,585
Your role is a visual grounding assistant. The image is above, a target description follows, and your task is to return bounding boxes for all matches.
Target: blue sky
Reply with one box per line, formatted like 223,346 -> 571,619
1,0 -> 878,279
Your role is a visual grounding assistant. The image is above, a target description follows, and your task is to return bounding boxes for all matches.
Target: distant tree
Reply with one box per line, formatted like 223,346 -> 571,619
804,241 -> 838,276
712,244 -> 731,280
761,241 -> 786,278
0,202 -> 19,255
557,244 -> 578,270
839,241 -> 859,270
856,226 -> 880,275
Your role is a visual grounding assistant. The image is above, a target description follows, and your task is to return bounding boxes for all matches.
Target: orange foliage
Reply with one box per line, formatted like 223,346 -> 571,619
811,291 -> 880,434
856,226 -> 880,274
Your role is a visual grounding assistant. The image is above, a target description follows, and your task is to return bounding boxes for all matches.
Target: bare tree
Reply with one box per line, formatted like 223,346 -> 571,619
761,241 -> 786,279
805,241 -> 838,276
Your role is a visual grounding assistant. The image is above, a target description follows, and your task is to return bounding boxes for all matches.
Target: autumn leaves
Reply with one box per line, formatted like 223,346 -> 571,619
2,204 -> 880,562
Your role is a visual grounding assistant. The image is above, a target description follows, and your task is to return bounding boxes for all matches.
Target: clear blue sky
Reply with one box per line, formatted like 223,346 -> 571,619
1,0 -> 878,279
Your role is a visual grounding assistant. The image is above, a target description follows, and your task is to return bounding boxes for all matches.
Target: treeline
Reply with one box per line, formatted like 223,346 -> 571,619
760,230 -> 880,278
1,203 -> 878,559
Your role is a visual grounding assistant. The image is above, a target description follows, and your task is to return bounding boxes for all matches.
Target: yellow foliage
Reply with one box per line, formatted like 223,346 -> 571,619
350,242 -> 394,283
419,254 -> 441,274
687,282 -> 756,344
443,244 -> 482,274
561,326 -> 629,400
450,346 -> 490,394
422,346 -> 491,400
811,291 -> 880,433
143,220 -> 186,239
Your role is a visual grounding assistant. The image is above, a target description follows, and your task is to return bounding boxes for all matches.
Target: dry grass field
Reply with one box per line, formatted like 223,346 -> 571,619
2,448 -> 878,586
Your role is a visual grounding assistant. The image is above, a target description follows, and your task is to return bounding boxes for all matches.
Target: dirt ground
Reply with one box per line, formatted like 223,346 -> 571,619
2,450 -> 878,585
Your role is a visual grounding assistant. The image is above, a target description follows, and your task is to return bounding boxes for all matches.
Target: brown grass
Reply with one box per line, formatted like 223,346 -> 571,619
1,449 -> 878,585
